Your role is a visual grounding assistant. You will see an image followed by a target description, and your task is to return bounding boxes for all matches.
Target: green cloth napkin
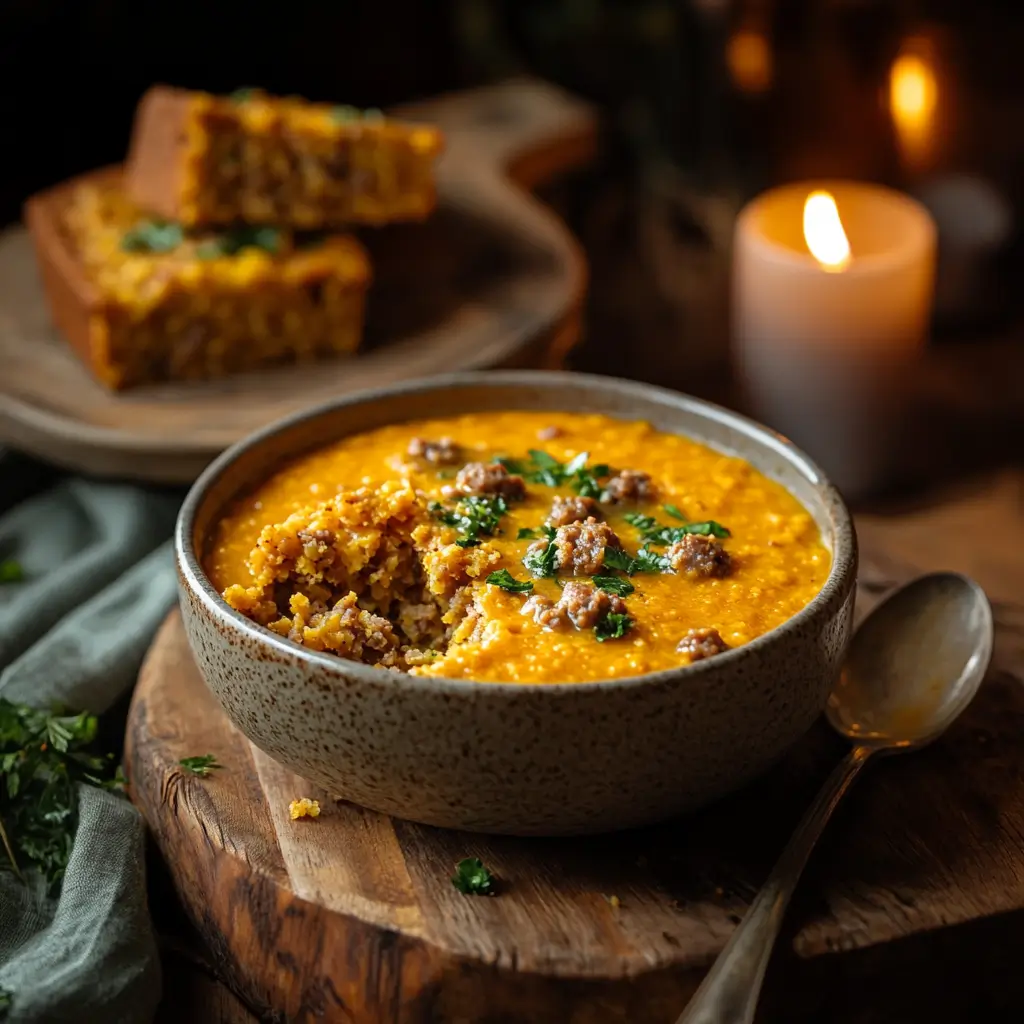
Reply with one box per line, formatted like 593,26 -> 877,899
0,478 -> 181,1023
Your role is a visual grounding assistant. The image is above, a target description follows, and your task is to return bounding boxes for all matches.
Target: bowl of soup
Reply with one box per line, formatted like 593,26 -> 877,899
177,371 -> 856,834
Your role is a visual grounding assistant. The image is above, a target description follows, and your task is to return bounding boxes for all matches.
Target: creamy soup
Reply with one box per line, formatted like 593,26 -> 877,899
207,411 -> 831,683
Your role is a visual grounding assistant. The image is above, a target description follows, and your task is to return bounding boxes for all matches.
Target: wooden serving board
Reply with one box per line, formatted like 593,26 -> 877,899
127,470 -> 1024,1024
0,79 -> 594,484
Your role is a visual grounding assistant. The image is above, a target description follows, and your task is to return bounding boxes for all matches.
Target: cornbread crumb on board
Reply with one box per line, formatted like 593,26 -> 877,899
209,411 -> 831,684
289,798 -> 320,820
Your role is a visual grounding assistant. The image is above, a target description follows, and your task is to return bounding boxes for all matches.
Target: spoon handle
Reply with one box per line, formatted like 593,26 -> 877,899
676,745 -> 873,1024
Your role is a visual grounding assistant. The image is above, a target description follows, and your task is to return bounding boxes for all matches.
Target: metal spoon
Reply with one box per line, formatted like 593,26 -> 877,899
677,571 -> 993,1024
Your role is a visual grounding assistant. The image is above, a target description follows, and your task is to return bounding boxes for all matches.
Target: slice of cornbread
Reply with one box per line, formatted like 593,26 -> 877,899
125,85 -> 443,230
25,167 -> 370,390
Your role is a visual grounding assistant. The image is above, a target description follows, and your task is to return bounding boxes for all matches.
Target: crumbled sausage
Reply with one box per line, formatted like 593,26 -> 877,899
602,469 -> 654,504
522,594 -> 566,628
537,425 -> 564,440
451,461 -> 526,500
547,495 -> 601,527
550,517 -> 622,576
407,436 -> 461,466
677,627 -> 729,661
558,581 -> 627,629
667,534 -> 732,578
522,581 -> 627,630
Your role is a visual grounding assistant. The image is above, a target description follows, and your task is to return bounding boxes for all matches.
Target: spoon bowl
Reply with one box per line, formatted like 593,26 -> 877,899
828,571 -> 993,749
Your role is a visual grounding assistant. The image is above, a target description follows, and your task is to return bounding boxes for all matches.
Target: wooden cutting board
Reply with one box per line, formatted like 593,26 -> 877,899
0,78 -> 594,484
127,470 -> 1024,1024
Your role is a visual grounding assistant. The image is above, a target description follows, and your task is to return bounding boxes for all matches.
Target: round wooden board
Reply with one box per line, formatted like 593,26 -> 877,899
127,474 -> 1024,1023
0,79 -> 593,483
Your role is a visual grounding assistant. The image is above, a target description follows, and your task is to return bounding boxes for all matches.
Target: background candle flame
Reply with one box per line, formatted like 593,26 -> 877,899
889,41 -> 939,173
803,191 -> 851,272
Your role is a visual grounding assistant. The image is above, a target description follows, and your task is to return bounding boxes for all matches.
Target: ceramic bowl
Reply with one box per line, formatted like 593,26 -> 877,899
176,371 -> 857,835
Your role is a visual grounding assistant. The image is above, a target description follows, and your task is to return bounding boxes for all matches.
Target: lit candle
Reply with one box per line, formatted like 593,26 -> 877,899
889,37 -> 940,175
732,181 -> 937,497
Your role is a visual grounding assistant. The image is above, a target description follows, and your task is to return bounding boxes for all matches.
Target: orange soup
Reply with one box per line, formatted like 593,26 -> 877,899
207,411 -> 831,683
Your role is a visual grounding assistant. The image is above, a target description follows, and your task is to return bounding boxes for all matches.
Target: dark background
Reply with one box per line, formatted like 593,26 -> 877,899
4,0 -> 1024,385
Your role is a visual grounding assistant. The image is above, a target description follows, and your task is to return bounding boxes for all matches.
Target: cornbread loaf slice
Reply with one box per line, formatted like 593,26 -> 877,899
125,85 -> 443,230
25,167 -> 370,390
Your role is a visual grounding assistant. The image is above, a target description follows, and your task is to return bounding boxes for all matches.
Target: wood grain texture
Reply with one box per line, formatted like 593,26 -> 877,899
128,471 -> 1024,1023
0,78 -> 594,484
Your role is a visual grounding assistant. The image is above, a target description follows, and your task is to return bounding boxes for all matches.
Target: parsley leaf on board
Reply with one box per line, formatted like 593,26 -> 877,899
0,560 -> 22,583
594,612 -> 634,642
452,857 -> 497,896
591,575 -> 635,597
522,526 -> 558,577
624,511 -> 730,546
486,569 -> 534,594
0,700 -> 123,895
179,754 -> 222,778
430,495 -> 509,548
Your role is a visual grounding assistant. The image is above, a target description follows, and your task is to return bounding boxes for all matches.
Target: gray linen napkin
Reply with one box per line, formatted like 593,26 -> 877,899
0,478 -> 180,1023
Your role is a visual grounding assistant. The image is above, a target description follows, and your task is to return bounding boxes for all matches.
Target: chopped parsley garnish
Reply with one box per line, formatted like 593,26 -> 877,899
430,495 -> 508,548
624,511 -> 730,545
494,451 -> 610,498
522,525 -> 558,577
0,560 -> 22,583
594,612 -> 633,642
486,569 -> 534,594
196,225 -> 282,259
664,504 -> 686,521
120,219 -> 184,254
229,87 -> 256,102
0,700 -> 123,895
592,575 -> 634,597
516,527 -> 541,540
603,544 -> 670,576
452,857 -> 496,896
179,754 -> 222,777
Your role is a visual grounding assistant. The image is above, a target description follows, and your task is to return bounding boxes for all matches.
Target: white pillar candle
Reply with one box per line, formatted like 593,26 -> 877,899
732,180 -> 937,497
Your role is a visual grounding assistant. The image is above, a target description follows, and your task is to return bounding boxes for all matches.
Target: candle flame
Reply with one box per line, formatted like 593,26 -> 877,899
727,28 -> 772,94
803,191 -> 851,272
889,44 -> 938,171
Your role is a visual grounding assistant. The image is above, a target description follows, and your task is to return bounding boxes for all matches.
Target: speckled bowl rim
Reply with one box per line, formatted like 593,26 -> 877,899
176,370 -> 857,695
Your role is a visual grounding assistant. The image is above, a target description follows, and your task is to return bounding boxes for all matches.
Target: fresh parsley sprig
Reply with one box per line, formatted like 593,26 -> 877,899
591,575 -> 634,597
120,219 -> 184,254
522,525 -> 558,577
603,545 -> 670,576
486,569 -> 534,594
452,857 -> 497,896
594,612 -> 634,642
0,700 -> 123,895
179,754 -> 222,777
624,512 -> 730,546
430,495 -> 509,548
495,451 -> 610,498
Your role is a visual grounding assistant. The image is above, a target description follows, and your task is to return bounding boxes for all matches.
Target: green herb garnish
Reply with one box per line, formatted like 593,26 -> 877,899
120,219 -> 184,254
592,575 -> 634,597
229,87 -> 256,103
486,569 -> 534,594
430,495 -> 509,548
178,754 -> 222,778
602,545 -> 670,576
452,857 -> 496,896
0,700 -> 123,895
331,104 -> 361,122
493,451 -> 610,498
594,612 -> 634,642
664,504 -> 686,521
624,512 -> 730,546
0,560 -> 23,583
195,225 -> 282,259
522,525 -> 558,577
516,527 -> 541,540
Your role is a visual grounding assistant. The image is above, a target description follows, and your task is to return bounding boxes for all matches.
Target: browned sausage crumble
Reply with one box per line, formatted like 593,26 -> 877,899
667,534 -> 733,578
546,518 -> 623,576
677,627 -> 730,661
603,469 -> 655,504
547,495 -> 602,527
407,437 -> 462,466
523,581 -> 628,630
449,462 -> 527,500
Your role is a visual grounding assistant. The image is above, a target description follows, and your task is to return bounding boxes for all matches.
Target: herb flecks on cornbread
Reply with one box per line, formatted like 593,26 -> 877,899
126,85 -> 443,229
26,170 -> 369,389
210,412 -> 832,684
